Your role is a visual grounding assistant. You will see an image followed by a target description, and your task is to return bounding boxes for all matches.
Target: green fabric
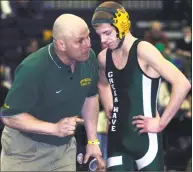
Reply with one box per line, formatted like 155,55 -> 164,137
155,43 -> 165,53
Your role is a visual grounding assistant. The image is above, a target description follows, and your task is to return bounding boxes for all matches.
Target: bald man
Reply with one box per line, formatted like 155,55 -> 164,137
1,14 -> 104,171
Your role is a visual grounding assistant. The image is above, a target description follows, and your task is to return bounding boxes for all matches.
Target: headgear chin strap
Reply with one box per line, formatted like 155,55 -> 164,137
92,7 -> 131,40
114,36 -> 125,50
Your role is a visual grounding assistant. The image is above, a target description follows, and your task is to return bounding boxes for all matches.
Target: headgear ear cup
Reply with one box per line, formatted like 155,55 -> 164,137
112,9 -> 130,39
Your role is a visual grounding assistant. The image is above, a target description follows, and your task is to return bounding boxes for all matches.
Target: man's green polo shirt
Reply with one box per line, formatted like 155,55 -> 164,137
1,43 -> 98,146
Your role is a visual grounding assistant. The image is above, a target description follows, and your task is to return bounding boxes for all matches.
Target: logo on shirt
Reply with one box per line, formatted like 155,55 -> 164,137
3,103 -> 10,109
56,89 -> 62,94
80,78 -> 91,86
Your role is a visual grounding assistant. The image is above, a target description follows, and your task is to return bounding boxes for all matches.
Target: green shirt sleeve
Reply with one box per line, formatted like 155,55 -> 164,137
1,64 -> 41,117
87,49 -> 99,97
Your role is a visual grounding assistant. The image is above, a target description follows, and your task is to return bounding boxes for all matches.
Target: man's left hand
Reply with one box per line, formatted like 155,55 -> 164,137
84,144 -> 106,170
132,115 -> 162,133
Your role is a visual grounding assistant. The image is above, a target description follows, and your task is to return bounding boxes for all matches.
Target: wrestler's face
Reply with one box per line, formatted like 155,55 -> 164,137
94,23 -> 120,50
65,25 -> 91,62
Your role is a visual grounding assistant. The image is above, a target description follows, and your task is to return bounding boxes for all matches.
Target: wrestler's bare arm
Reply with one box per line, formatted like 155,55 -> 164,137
98,49 -> 113,118
138,41 -> 191,130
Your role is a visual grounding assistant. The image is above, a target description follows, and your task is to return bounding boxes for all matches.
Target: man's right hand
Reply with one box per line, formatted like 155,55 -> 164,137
54,116 -> 84,137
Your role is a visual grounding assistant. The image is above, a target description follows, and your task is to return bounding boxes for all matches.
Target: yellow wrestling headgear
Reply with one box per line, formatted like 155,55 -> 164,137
92,2 -> 131,40
113,8 -> 130,39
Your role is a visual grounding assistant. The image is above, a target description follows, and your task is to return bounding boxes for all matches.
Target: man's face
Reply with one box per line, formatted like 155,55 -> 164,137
27,40 -> 38,53
65,26 -> 91,62
151,23 -> 162,38
95,23 -> 119,50
183,28 -> 191,38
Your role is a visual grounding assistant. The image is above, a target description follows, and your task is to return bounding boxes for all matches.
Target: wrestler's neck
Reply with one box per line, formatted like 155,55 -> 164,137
114,32 -> 137,54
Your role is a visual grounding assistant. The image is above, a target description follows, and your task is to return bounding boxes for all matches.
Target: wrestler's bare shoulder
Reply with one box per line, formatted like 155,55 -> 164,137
98,48 -> 108,68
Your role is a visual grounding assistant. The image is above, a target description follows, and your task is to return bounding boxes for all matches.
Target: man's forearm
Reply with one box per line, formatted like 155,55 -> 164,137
82,95 -> 99,140
159,81 -> 191,130
1,113 -> 57,136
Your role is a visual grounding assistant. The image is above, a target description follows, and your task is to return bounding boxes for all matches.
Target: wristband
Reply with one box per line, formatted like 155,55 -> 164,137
88,139 -> 100,145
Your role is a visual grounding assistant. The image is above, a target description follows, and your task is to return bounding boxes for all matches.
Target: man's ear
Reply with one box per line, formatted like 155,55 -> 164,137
56,39 -> 66,51
62,42 -> 66,51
